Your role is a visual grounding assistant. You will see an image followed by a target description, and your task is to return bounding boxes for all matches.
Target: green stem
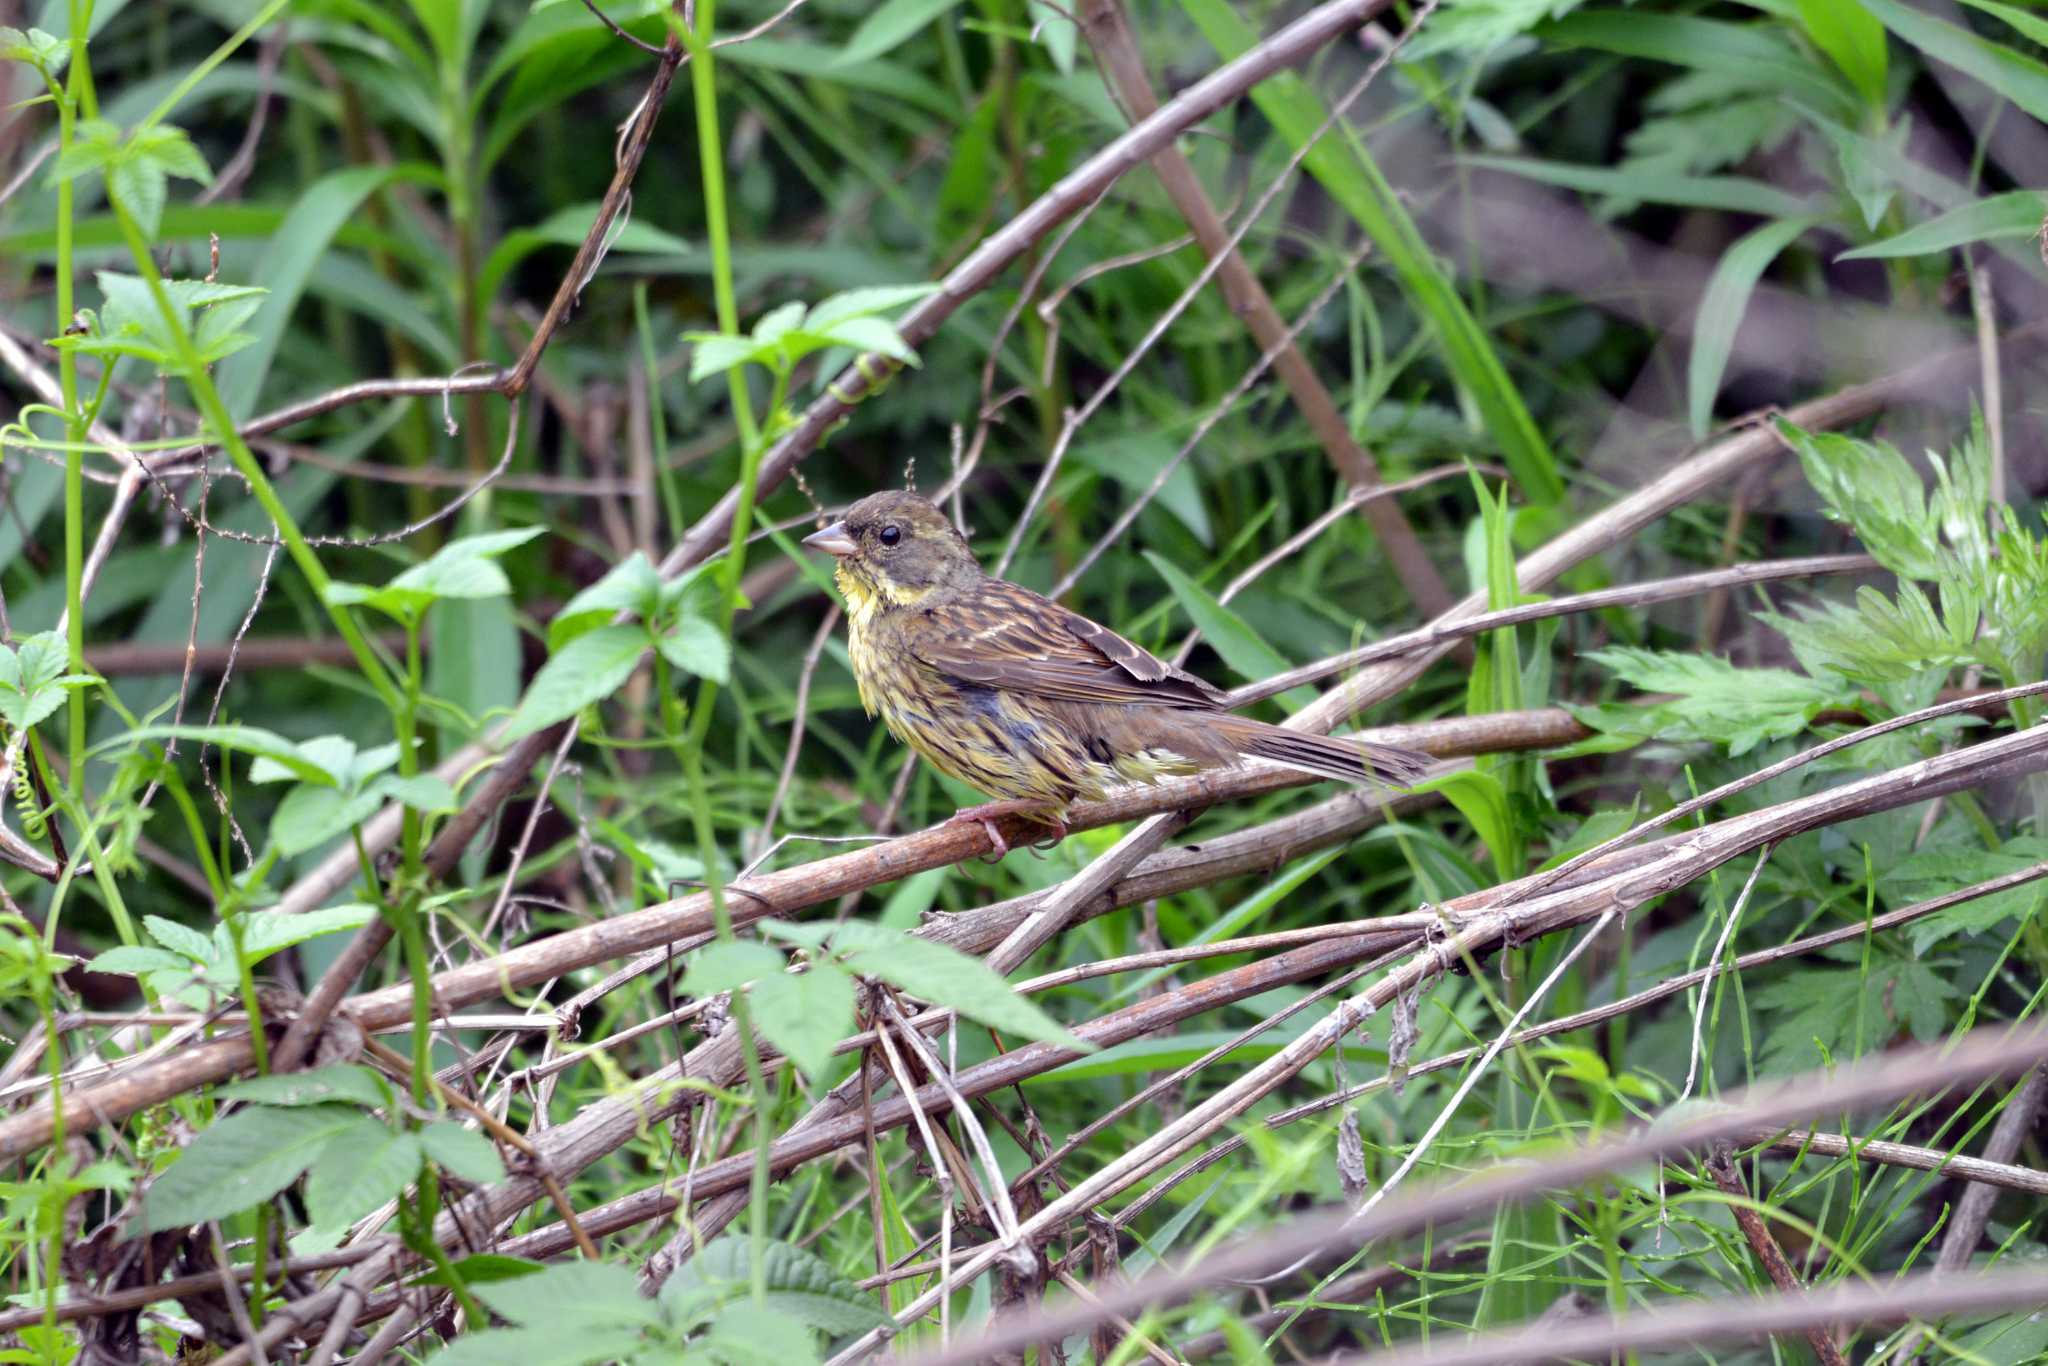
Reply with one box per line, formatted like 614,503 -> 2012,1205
105,203 -> 403,717
55,13 -> 83,805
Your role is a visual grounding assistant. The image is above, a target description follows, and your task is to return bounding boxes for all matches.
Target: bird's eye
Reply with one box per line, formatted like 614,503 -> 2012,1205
879,524 -> 901,547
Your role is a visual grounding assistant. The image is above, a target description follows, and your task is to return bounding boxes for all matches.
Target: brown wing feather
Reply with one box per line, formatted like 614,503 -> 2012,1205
910,579 -> 1226,711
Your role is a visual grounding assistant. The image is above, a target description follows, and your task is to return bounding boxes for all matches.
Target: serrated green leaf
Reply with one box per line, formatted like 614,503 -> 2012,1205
270,782 -> 385,857
549,553 -> 663,649
471,1259 -> 661,1331
138,1105 -> 367,1232
657,615 -> 730,684
142,914 -> 215,964
503,625 -> 649,741
86,945 -> 187,976
305,1123 -> 422,1234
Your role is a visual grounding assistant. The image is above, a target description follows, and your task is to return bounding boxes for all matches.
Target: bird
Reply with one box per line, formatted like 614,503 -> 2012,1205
802,491 -> 1431,854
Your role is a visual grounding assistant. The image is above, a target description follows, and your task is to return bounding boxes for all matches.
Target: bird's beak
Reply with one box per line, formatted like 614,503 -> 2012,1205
802,521 -> 858,557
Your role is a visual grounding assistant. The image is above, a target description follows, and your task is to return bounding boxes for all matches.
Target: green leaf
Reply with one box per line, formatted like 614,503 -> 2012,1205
1776,421 -> 1984,582
419,1123 -> 507,1185
270,783 -> 386,857
219,1064 -> 390,1109
305,1122 -> 422,1234
663,1237 -> 887,1335
90,724 -> 339,785
425,1326 -> 650,1366
386,525 -> 545,606
1764,582 -> 1975,685
831,923 -> 1094,1053
1537,12 -> 1857,117
803,283 -> 939,328
86,945 -> 187,977
753,964 -> 856,1085
138,1105 -> 366,1232
502,625 -> 649,741
701,1303 -> 825,1364
215,163 -> 431,419
141,914 -> 216,964
686,332 -> 767,383
1838,192 -> 2048,261
108,156 -> 169,240
372,773 -> 459,813
1462,155 -> 1813,218
549,553 -> 663,649
1420,768 -> 1517,883
681,941 -> 786,996
1578,646 -> 1858,755
131,124 -> 212,183
1797,0 -> 1887,107
1144,552 -> 1313,711
236,905 -> 378,961
471,1259 -> 662,1331
0,26 -> 69,73
833,0 -> 965,66
1687,216 -> 1822,436
1860,0 -> 2048,124
1888,837 -> 2048,952
656,615 -> 731,684
0,630 -> 94,729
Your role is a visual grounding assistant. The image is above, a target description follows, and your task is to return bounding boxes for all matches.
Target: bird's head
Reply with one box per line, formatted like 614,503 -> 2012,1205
802,491 -> 980,616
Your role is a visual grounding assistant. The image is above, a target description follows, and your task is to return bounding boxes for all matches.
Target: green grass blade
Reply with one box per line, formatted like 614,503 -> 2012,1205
1180,0 -> 1563,506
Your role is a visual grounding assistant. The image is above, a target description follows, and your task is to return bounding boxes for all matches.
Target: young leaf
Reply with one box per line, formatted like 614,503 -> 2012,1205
236,905 -> 379,961
0,630 -> 96,729
502,625 -> 649,741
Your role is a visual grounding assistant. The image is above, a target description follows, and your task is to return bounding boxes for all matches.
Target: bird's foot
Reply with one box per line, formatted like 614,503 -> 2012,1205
943,800 -> 1067,858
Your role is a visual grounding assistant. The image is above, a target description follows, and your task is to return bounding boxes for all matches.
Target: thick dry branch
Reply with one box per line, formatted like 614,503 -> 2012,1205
466,727 -> 2048,1275
0,709 -> 1516,1160
1705,1146 -> 1848,1366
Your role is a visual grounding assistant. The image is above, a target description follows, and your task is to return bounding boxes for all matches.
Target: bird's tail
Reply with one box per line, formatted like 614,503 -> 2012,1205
1215,716 -> 1432,788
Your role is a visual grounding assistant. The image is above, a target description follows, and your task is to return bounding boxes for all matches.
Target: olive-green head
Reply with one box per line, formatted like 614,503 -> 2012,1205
803,491 -> 980,611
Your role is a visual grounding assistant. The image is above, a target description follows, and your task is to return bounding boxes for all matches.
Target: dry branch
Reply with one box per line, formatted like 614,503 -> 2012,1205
886,1024 -> 2048,1365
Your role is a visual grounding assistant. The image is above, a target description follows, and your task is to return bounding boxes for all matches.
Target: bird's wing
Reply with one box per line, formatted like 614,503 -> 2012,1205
910,579 -> 1226,710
